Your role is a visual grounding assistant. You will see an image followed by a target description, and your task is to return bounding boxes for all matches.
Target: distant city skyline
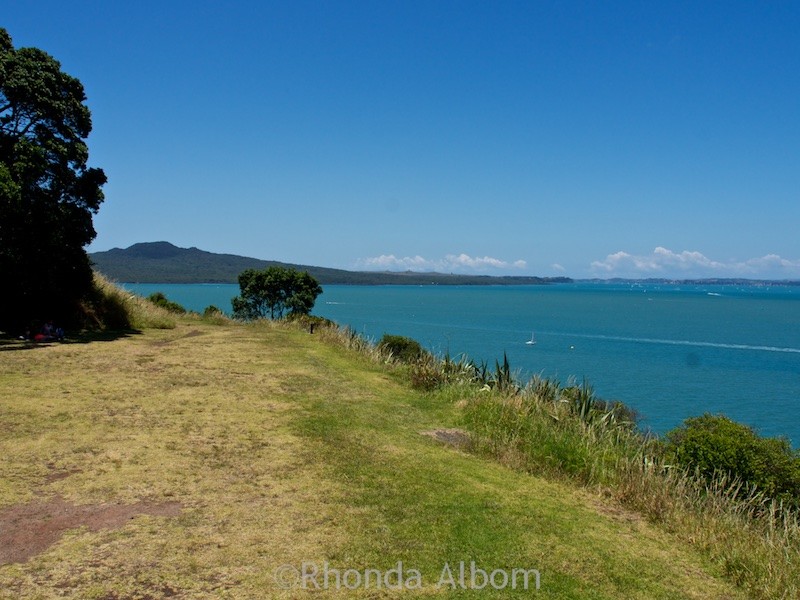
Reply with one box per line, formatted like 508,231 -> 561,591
6,1 -> 799,279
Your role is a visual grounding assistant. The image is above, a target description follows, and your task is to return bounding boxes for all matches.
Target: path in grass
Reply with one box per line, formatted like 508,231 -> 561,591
0,321 -> 743,598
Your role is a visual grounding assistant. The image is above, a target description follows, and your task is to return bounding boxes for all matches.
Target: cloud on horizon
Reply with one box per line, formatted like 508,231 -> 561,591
591,247 -> 800,278
357,253 -> 528,273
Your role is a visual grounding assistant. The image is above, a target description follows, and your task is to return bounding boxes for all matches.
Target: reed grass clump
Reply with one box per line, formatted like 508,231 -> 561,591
83,273 -> 177,330
463,377 -> 645,485
314,323 -> 388,364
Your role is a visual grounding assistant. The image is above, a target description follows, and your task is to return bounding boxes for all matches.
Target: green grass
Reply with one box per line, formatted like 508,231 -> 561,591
0,316 -> 745,598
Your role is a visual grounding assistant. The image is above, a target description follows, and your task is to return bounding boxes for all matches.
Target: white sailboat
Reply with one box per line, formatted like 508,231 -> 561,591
526,332 -> 536,345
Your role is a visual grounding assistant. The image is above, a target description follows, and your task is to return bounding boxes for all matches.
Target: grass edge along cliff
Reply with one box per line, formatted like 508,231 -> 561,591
1,275 -> 797,599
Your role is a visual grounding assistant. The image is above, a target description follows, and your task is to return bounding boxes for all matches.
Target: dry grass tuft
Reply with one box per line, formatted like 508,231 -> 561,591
85,273 -> 177,330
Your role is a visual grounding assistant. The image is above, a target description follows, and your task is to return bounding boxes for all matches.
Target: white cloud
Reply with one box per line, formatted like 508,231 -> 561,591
357,253 -> 527,273
360,254 -> 429,270
551,263 -> 566,272
445,253 -> 511,269
742,254 -> 800,272
591,247 -> 800,279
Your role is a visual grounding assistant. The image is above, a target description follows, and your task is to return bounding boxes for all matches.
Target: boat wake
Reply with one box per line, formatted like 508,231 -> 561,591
568,333 -> 800,354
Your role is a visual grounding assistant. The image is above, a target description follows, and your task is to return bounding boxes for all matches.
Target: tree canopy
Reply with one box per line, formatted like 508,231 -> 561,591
0,28 -> 106,332
232,267 -> 322,320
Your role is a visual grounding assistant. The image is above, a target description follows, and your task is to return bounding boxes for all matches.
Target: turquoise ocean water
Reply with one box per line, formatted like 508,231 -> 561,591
124,282 -> 800,444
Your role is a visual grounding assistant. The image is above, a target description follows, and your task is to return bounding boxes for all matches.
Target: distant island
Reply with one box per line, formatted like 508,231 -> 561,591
89,242 -> 573,285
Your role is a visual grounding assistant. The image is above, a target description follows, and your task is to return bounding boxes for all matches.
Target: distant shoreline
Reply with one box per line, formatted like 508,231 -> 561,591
89,241 -> 571,286
577,278 -> 800,287
90,242 -> 800,287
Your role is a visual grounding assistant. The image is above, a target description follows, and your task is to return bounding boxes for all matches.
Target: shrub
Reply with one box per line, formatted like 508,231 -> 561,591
203,305 -> 222,317
201,305 -> 231,325
286,313 -> 335,332
147,292 -> 187,314
664,414 -> 800,506
377,334 -> 427,363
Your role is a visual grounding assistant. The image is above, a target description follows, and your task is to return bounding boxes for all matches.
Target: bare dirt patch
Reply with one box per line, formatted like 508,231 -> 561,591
587,489 -> 645,527
421,428 -> 471,449
151,329 -> 205,347
0,495 -> 182,565
42,465 -> 82,485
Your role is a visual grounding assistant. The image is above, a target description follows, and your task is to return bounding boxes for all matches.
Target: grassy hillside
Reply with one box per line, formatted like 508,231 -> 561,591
89,242 -> 571,285
0,314 -> 754,598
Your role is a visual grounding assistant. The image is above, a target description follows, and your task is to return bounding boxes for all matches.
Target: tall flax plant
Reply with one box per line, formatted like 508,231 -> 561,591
570,379 -> 597,422
473,359 -> 490,386
492,352 -> 516,393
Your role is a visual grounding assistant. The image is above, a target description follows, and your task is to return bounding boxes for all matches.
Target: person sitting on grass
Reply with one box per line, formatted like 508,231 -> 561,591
31,321 -> 64,342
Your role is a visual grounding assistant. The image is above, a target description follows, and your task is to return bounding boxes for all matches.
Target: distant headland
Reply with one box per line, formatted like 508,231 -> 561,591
89,242 -> 573,285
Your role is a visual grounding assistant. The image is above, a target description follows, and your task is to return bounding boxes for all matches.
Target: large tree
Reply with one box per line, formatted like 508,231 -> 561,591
232,267 -> 323,320
0,28 -> 106,332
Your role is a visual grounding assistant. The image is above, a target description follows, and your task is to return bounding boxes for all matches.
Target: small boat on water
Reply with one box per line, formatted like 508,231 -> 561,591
526,332 -> 536,345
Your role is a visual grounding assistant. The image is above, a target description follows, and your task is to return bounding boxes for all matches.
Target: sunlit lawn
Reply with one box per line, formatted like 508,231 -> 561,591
0,320 -> 742,598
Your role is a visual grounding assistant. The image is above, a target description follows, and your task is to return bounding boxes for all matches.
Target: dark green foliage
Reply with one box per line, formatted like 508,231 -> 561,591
231,267 -> 322,320
287,313 -> 334,331
0,28 -> 106,332
560,381 -> 639,429
200,304 -> 229,325
493,352 -> 515,392
664,414 -> 800,505
203,305 -> 222,317
473,359 -> 490,386
565,380 -> 597,421
377,334 -> 427,363
147,292 -> 186,314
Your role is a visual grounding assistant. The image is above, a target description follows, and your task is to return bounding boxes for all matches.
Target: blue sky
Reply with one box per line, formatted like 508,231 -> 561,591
5,1 -> 800,278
